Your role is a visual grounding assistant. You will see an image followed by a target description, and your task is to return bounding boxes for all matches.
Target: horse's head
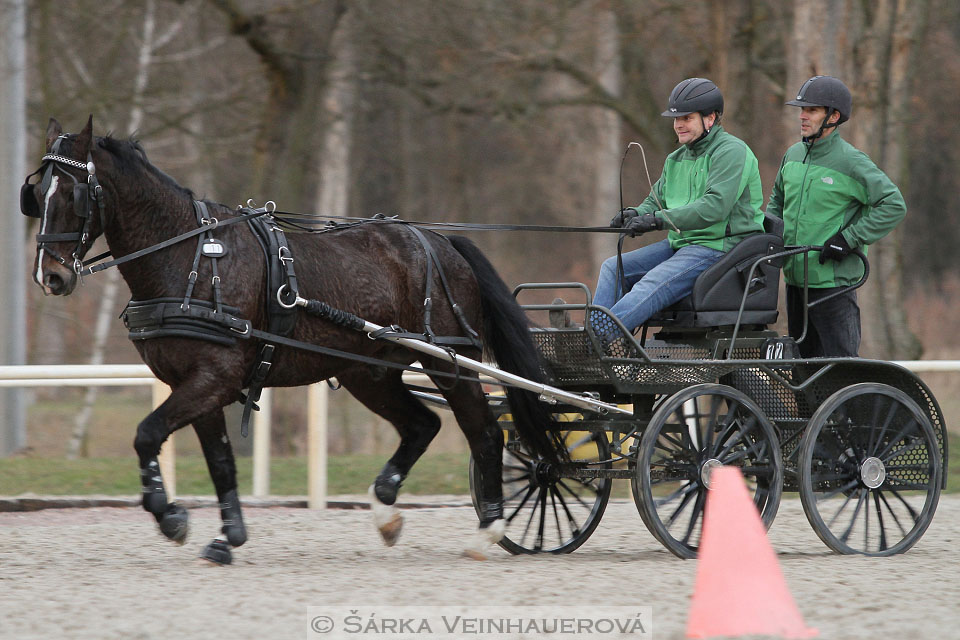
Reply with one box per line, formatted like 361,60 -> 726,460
22,116 -> 107,295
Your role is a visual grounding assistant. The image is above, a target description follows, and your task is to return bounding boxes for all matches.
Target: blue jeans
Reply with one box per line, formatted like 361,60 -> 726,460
594,239 -> 725,332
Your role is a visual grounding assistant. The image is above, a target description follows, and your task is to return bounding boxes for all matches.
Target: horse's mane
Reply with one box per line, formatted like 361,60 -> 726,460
97,135 -> 195,199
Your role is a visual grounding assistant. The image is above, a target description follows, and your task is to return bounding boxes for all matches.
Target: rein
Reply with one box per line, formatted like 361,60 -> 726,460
81,207 -> 270,276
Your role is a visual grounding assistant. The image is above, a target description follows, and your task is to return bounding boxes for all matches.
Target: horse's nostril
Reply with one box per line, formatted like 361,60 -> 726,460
43,273 -> 65,294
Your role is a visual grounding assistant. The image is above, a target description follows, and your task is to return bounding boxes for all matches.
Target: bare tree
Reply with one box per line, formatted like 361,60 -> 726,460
0,0 -> 28,456
68,0 -> 163,458
205,0 -> 346,210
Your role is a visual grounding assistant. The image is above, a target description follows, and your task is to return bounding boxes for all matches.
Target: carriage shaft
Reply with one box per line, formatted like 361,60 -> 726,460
362,321 -> 632,416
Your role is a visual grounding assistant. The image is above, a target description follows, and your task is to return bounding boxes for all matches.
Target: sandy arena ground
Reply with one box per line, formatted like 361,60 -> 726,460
0,495 -> 958,639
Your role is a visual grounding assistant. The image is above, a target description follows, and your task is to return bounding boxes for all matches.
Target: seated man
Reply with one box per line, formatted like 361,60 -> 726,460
595,78 -> 765,336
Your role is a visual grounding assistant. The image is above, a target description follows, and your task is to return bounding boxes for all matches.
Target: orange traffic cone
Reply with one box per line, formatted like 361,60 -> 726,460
686,466 -> 817,639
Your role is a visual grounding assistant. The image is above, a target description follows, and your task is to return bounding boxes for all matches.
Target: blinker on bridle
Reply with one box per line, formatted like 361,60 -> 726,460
21,135 -> 107,278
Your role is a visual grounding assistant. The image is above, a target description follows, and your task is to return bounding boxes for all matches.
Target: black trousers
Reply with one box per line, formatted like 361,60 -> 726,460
786,285 -> 861,358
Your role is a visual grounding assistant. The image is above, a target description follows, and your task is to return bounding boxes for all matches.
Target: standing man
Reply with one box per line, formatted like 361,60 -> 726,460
767,75 -> 907,357
596,78 -> 765,335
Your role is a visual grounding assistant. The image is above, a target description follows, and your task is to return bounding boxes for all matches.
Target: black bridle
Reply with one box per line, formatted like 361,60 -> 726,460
20,135 -> 107,278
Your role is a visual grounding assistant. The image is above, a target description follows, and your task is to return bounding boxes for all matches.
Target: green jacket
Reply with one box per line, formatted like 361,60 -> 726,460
766,132 -> 906,287
630,125 -> 764,251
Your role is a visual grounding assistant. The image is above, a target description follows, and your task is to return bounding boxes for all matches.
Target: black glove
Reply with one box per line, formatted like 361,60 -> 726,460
819,232 -> 852,263
624,213 -> 664,236
610,207 -> 638,228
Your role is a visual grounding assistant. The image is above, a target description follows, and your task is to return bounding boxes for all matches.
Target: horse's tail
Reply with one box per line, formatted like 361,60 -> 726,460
447,235 -> 561,464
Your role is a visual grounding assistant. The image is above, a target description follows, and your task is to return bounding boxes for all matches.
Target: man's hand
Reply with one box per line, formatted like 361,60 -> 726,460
819,232 -> 852,263
624,213 -> 664,235
610,207 -> 638,228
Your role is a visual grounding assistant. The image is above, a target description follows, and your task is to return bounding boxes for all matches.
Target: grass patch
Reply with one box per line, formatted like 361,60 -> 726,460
0,452 -> 471,496
1,433 -> 957,496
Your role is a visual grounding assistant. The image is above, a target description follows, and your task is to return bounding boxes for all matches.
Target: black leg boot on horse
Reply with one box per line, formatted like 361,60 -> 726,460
136,406 -> 189,544
194,410 -> 247,565
339,369 -> 442,547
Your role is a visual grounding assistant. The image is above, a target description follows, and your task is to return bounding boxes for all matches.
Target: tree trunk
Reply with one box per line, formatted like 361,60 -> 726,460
589,5 -> 622,274
208,0 -> 346,211
0,0 -> 28,456
67,0 -> 159,458
845,0 -> 925,359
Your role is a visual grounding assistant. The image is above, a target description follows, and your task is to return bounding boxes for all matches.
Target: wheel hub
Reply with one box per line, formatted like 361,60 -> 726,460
699,458 -> 723,489
535,461 -> 561,486
859,456 -> 886,489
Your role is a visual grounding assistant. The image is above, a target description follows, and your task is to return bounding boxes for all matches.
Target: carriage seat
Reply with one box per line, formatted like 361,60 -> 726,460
647,214 -> 784,328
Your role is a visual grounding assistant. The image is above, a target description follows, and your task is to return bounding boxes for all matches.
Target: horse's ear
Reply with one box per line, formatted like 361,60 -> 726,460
45,118 -> 63,151
74,115 -> 94,155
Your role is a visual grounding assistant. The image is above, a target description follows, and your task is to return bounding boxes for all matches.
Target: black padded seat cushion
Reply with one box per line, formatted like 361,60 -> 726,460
648,215 -> 784,328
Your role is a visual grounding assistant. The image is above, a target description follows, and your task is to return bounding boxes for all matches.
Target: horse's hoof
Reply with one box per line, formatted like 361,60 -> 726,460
158,503 -> 189,544
463,519 -> 505,560
142,489 -> 168,515
369,485 -> 403,547
199,538 -> 232,565
378,513 -> 404,547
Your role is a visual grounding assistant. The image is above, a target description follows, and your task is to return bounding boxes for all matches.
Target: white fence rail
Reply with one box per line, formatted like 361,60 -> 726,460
0,365 -> 328,509
1,361 -> 957,509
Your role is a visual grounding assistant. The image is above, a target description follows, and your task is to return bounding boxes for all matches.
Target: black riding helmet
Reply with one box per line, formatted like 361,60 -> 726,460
786,75 -> 852,125
661,78 -> 724,118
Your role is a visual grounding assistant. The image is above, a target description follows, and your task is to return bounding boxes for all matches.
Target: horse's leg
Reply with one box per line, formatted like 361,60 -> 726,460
193,409 -> 245,565
427,363 -> 506,560
135,381 -> 235,545
339,368 -> 442,547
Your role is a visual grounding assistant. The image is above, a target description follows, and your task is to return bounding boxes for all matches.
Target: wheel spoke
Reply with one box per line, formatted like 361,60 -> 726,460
818,478 -> 859,503
825,488 -> 856,529
877,490 -> 909,537
556,478 -> 597,510
655,430 -> 687,454
702,395 -> 725,454
535,486 -> 548,551
887,487 -> 922,522
864,489 -> 870,550
881,438 -> 923,464
654,480 -> 697,508
551,485 -> 582,536
680,489 -> 707,545
839,489 -> 867,544
506,484 -> 538,523
867,396 -> 897,457
873,491 -> 888,552
549,489 -> 563,547
875,418 -> 920,461
663,482 -> 700,526
716,415 -> 758,460
504,482 -> 532,503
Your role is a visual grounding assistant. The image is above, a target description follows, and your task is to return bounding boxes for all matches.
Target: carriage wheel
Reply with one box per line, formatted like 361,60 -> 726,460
633,383 -> 783,559
798,383 -> 942,556
469,428 -> 612,554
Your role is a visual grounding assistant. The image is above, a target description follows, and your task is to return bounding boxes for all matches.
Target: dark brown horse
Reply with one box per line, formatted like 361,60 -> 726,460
22,116 -> 557,562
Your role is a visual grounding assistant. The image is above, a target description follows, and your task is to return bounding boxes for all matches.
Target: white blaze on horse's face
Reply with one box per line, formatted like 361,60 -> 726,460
35,174 -> 60,295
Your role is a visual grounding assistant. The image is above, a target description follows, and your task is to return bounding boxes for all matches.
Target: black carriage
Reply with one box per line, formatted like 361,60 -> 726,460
463,217 -> 946,559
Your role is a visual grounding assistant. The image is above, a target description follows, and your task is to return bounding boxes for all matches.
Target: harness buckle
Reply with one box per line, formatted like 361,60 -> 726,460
278,246 -> 293,264
231,321 -> 251,336
201,217 -> 219,229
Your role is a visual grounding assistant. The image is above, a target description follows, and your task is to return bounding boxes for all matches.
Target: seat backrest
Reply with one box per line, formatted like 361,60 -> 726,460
764,212 -> 784,236
648,213 -> 784,327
